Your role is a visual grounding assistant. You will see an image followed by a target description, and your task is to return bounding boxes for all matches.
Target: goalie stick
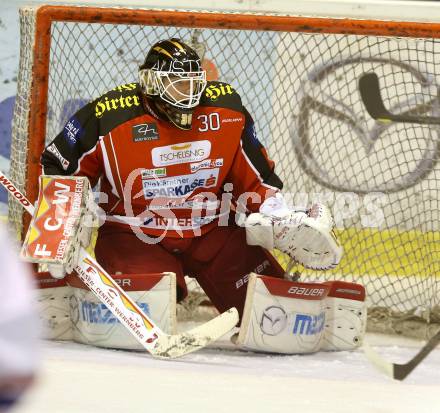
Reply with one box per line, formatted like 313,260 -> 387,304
359,72 -> 440,125
0,171 -> 238,359
363,329 -> 440,380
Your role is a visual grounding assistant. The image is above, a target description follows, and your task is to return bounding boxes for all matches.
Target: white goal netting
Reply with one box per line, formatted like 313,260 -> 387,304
10,6 -> 440,338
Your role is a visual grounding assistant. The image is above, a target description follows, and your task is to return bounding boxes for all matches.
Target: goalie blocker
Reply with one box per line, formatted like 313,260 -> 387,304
236,274 -> 366,354
21,175 -> 99,278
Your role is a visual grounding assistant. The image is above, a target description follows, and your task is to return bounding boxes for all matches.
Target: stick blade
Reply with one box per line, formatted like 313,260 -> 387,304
151,307 -> 239,359
362,342 -> 394,378
359,72 -> 440,125
393,330 -> 440,380
363,330 -> 440,380
359,72 -> 391,121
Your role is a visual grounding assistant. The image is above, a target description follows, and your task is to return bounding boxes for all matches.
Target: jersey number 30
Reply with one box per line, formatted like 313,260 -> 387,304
198,113 -> 220,132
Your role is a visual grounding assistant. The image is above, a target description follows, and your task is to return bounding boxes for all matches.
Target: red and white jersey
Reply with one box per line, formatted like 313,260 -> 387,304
41,81 -> 283,237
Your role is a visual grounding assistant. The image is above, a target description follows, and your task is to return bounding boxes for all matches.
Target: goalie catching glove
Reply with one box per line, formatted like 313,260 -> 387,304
245,194 -> 343,270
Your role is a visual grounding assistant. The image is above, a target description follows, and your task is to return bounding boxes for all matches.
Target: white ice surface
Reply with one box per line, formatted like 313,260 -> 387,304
12,333 -> 440,413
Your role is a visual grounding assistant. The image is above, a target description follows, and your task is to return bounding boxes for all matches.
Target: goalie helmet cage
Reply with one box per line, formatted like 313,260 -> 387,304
10,4 -> 440,338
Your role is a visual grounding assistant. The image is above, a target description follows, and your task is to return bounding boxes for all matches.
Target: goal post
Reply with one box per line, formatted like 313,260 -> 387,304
10,4 -> 440,337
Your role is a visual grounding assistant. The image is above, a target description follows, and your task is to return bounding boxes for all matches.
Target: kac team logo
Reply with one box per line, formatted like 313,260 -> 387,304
260,306 -> 287,336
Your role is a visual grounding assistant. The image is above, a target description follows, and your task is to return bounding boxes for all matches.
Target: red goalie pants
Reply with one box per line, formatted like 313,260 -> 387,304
94,223 -> 285,318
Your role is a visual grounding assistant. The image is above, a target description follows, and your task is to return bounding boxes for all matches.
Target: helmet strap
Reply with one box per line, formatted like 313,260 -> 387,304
154,99 -> 194,130
141,94 -> 160,120
140,85 -> 196,130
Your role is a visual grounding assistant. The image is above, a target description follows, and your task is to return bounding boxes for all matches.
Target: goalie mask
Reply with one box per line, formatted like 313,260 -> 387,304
139,38 -> 207,130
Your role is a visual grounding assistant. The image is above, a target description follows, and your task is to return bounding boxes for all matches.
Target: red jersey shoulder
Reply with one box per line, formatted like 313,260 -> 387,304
70,82 -> 147,137
92,83 -> 144,119
199,81 -> 243,112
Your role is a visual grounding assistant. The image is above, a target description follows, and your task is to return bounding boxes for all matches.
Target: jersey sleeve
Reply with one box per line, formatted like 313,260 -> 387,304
40,99 -> 103,186
41,83 -> 144,187
228,107 -> 283,212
